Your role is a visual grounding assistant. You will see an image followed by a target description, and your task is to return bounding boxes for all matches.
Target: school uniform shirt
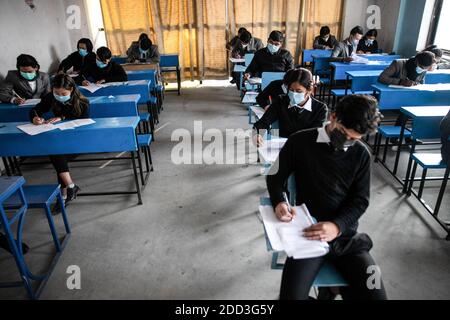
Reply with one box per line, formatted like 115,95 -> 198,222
126,42 -> 160,63
378,58 -> 427,85
58,51 -> 96,73
0,70 -> 51,103
245,47 -> 294,78
232,37 -> 264,57
81,60 -> 128,84
313,35 -> 339,50
441,110 -> 450,165
255,79 -> 285,109
331,39 -> 357,59
357,38 -> 379,54
29,92 -> 90,121
266,127 -> 371,237
253,95 -> 328,138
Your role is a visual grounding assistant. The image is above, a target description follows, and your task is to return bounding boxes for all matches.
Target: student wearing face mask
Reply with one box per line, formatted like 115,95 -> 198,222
244,31 -> 294,80
126,34 -> 160,63
313,26 -> 338,50
253,68 -> 327,144
267,95 -> 387,301
357,29 -> 379,54
379,51 -> 435,136
232,30 -> 264,58
331,26 -> 364,62
81,47 -> 128,86
424,45 -> 450,70
29,74 -> 89,212
58,38 -> 96,75
227,27 -> 247,51
0,54 -> 50,104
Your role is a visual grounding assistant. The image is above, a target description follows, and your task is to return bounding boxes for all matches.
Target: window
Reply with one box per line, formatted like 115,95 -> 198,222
434,0 -> 450,50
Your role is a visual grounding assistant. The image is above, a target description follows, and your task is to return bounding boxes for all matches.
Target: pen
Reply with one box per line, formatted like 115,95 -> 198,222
12,90 -> 24,100
283,192 -> 292,214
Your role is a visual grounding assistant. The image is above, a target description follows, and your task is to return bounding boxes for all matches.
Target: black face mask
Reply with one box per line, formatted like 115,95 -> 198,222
329,129 -> 356,151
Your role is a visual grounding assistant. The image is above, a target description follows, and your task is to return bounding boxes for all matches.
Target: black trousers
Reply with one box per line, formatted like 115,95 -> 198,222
280,251 -> 388,300
49,155 -> 75,188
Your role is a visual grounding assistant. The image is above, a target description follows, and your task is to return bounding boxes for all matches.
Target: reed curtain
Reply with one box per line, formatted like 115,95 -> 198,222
100,0 -> 343,80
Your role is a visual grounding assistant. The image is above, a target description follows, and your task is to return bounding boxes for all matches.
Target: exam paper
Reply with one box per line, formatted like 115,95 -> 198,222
20,99 -> 41,106
72,119 -> 96,127
389,83 -> 450,92
81,83 -> 104,93
17,123 -> 56,136
248,77 -> 262,85
259,204 -> 329,259
230,58 -> 245,64
351,54 -> 369,64
242,91 -> 258,104
258,138 -> 287,163
250,106 -> 265,120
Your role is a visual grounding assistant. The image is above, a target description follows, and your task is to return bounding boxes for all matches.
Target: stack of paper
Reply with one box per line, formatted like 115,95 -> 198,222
259,204 -> 329,259
258,138 -> 287,163
17,119 -> 96,135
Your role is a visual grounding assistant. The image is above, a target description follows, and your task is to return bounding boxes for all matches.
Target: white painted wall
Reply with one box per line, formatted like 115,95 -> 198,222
0,0 -> 91,80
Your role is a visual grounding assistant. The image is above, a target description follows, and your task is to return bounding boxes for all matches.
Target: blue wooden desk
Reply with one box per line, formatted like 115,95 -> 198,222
357,54 -> 401,62
426,70 -> 450,84
302,49 -> 331,65
331,61 -> 391,81
372,84 -> 450,110
78,80 -> 151,105
0,117 -> 143,204
0,95 -> 141,122
126,70 -> 157,83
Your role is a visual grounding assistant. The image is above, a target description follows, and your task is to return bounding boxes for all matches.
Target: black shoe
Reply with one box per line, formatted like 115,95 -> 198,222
66,185 -> 81,203
230,79 -> 236,84
0,233 -> 29,255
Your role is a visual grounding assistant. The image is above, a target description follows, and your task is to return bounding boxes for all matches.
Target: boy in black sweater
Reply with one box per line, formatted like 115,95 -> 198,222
81,46 -> 127,86
267,94 -> 387,300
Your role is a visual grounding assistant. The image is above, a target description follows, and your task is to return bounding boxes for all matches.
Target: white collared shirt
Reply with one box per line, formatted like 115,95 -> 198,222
317,125 -> 331,144
288,97 -> 312,112
29,81 -> 37,93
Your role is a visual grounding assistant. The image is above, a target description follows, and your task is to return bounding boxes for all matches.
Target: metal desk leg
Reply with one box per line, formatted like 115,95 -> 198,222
131,151 -> 143,205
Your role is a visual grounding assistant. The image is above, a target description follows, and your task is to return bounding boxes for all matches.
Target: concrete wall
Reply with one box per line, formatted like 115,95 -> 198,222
0,0 -> 90,80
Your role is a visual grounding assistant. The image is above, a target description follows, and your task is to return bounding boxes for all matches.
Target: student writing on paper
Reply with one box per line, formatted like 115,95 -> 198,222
0,54 -> 50,104
441,110 -> 450,166
356,29 -> 379,54
330,26 -> 364,62
58,38 -> 96,77
313,26 -> 338,50
30,74 -> 89,212
126,33 -> 160,64
244,31 -> 294,80
226,27 -> 247,51
255,77 -> 288,111
267,95 -> 387,300
253,68 -> 327,145
378,51 -> 435,142
81,47 -> 128,86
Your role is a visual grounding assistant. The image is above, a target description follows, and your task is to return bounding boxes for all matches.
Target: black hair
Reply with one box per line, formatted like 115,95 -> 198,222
350,26 -> 364,36
239,30 -> 252,44
335,95 -> 381,135
415,51 -> 435,68
424,45 -> 443,58
366,29 -> 378,38
77,38 -> 93,52
97,47 -> 112,62
283,68 -> 314,91
140,38 -> 153,50
238,27 -> 247,35
320,26 -> 331,37
51,74 -> 89,117
139,33 -> 149,42
16,54 -> 40,70
269,30 -> 284,42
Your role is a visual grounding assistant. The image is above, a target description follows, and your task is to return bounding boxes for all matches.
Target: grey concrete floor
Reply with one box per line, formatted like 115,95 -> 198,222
0,80 -> 449,300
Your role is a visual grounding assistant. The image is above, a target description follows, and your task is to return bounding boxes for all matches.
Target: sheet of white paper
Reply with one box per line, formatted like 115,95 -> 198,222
230,58 -> 245,63
53,122 -> 78,131
250,106 -> 265,120
81,83 -> 103,93
258,138 -> 287,163
389,84 -> 450,91
20,99 -> 41,106
248,77 -> 262,85
351,54 -> 369,64
72,119 -> 96,127
260,204 -> 329,259
242,91 -> 258,104
17,123 -> 56,136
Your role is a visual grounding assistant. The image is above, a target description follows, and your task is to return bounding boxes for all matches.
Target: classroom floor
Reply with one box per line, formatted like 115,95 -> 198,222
1,80 -> 450,300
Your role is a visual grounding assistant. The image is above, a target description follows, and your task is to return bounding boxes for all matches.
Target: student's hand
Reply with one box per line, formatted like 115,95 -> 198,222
356,50 -> 365,54
82,80 -> 91,86
244,73 -> 251,81
32,117 -> 45,125
96,79 -> 106,84
45,117 -> 62,124
275,203 -> 297,223
304,222 -> 340,243
400,79 -> 415,87
343,57 -> 354,63
13,97 -> 26,105
252,134 -> 264,148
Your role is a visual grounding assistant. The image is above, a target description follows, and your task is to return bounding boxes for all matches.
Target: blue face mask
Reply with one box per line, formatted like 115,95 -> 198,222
96,59 -> 108,69
79,49 -> 88,57
416,66 -> 426,74
267,43 -> 280,54
288,90 -> 306,106
20,71 -> 37,81
53,93 -> 71,103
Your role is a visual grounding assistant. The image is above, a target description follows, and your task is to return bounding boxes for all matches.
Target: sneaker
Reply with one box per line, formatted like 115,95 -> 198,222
66,185 -> 81,203
0,233 -> 29,255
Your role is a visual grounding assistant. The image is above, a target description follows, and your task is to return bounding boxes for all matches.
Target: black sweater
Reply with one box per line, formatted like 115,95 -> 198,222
253,95 -> 328,138
58,51 -> 96,73
357,38 -> 379,54
29,92 -> 90,121
441,110 -> 450,165
81,61 -> 128,84
256,80 -> 285,109
267,128 -> 371,236
245,47 -> 294,78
